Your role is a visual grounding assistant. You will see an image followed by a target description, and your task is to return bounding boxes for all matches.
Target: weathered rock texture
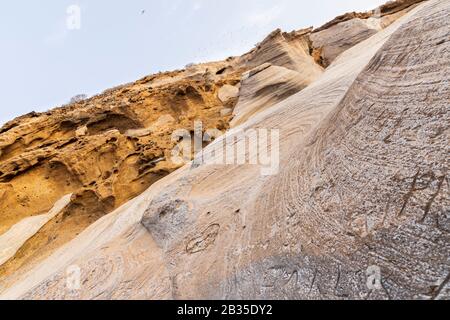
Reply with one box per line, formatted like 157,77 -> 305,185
310,0 -> 427,66
0,15 -> 326,283
0,60 -> 243,280
0,0 -> 448,300
231,63 -> 313,126
0,194 -> 71,266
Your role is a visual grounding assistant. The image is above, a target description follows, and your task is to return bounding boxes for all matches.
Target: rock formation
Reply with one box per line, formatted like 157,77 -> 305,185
231,63 -> 316,126
0,0 -> 448,300
310,0 -> 426,66
0,61 -> 241,281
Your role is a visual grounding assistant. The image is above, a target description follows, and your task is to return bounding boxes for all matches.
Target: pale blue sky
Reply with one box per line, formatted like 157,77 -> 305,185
0,0 -> 386,125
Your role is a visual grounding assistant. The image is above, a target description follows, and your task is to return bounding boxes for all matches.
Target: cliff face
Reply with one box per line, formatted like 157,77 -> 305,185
310,0 -> 426,66
1,0 -> 448,300
0,60 -> 244,279
0,12 -> 327,281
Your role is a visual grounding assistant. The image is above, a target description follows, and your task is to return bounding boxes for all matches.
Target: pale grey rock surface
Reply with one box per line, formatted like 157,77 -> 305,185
217,85 -> 240,104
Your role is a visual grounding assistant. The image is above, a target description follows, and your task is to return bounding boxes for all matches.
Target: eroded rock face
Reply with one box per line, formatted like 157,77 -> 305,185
144,0 -> 449,300
242,28 -> 324,79
0,13 -> 326,282
1,0 -> 447,301
217,85 -> 240,105
310,0 -> 427,66
231,64 -> 313,127
311,18 -> 382,67
0,60 -> 244,279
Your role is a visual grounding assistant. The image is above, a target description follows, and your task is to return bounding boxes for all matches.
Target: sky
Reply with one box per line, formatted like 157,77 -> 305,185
0,0 -> 387,126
